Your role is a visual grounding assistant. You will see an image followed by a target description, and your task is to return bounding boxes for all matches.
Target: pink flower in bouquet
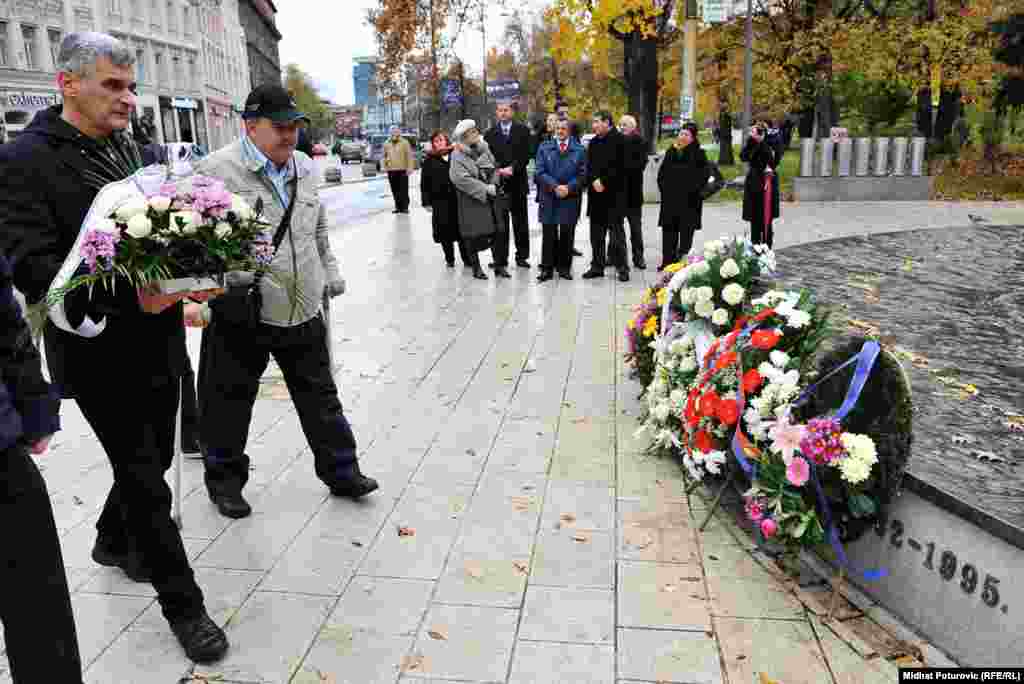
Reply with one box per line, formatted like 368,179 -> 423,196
81,229 -> 120,273
744,497 -> 765,522
768,416 -> 806,464
687,254 -> 705,264
760,518 -> 778,538
799,417 -> 845,465
786,456 -> 810,487
192,186 -> 233,216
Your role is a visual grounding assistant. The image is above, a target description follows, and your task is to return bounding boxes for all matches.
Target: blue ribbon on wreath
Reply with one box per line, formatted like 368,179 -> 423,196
730,337 -> 887,582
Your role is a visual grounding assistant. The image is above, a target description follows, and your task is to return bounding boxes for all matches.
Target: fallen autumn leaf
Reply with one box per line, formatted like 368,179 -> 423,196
426,629 -> 448,641
397,526 -> 415,537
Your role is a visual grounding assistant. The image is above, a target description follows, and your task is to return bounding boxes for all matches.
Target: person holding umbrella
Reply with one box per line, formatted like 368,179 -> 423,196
740,121 -> 781,248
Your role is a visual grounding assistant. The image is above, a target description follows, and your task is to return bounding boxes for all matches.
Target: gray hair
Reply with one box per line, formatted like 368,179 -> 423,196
57,32 -> 135,76
619,115 -> 637,129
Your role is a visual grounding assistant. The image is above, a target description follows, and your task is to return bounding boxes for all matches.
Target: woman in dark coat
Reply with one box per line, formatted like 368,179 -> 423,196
421,130 -> 469,268
740,121 -> 781,248
657,123 -> 711,268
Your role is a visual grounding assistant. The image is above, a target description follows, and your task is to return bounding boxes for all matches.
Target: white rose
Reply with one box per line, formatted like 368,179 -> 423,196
694,299 -> 715,318
171,211 -> 199,235
94,218 -> 119,234
690,261 -> 709,277
758,361 -> 780,380
215,222 -> 233,238
719,258 -> 740,279
786,309 -> 812,329
115,198 -> 149,221
722,282 -> 745,306
769,350 -> 790,367
652,403 -> 671,423
148,196 -> 172,213
231,195 -> 253,220
125,214 -> 153,238
711,308 -> 730,326
695,286 -> 714,302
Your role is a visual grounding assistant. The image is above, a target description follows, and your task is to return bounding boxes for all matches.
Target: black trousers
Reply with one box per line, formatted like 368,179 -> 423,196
589,216 -> 629,271
493,190 -> 530,261
749,218 -> 774,249
441,239 -> 471,265
1,446 -> 83,683
387,171 -> 410,212
661,222 -> 697,267
540,224 -> 573,272
489,196 -> 511,268
200,314 -> 358,495
77,379 -> 206,624
625,208 -> 644,265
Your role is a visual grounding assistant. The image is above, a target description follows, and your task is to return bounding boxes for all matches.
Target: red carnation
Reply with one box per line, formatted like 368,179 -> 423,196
754,307 -> 776,322
716,398 -> 740,426
751,329 -> 782,350
694,429 -> 715,454
699,390 -> 720,417
742,368 -> 764,394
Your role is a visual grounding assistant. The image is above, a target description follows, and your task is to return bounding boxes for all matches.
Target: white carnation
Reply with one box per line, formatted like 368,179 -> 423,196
115,198 -> 149,221
841,433 -> 878,465
94,218 -> 119,234
148,196 -> 172,213
125,214 -> 153,238
214,222 -> 233,238
652,402 -> 671,423
719,258 -> 740,279
689,261 -> 709,277
695,286 -> 714,302
838,456 -> 873,485
704,450 -> 727,475
722,282 -> 745,305
694,299 -> 715,318
679,355 -> 697,372
786,309 -> 812,329
711,308 -> 730,326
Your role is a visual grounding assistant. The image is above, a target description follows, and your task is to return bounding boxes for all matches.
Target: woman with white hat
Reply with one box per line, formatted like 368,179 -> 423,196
449,119 -> 505,280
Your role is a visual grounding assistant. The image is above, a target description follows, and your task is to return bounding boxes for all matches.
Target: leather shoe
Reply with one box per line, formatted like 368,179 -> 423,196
634,260 -> 647,269
209,491 -> 252,519
472,266 -> 488,280
494,267 -> 512,278
582,269 -> 604,279
618,269 -> 630,282
91,541 -> 151,583
330,474 -> 379,499
537,270 -> 554,283
558,270 -> 573,280
171,612 -> 229,664
516,259 -> 530,268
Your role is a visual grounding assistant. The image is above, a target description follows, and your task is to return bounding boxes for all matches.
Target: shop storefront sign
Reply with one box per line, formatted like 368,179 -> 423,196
172,97 -> 198,110
5,91 -> 60,111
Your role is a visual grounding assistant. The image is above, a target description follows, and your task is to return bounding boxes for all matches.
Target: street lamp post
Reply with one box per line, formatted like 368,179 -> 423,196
481,2 -> 487,125
741,0 -> 753,147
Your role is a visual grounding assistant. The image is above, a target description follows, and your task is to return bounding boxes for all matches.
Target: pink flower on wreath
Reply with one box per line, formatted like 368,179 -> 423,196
744,497 -> 765,523
768,416 -> 807,465
687,254 -> 705,264
760,518 -> 779,538
786,456 -> 810,487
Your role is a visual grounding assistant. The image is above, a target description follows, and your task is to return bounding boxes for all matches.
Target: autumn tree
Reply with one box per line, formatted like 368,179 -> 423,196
284,64 -> 334,142
547,0 -> 682,153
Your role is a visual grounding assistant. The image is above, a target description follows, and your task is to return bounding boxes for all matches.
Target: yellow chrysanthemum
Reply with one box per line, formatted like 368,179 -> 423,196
665,262 -> 684,274
642,315 -> 659,338
656,288 -> 667,307
627,318 -> 637,330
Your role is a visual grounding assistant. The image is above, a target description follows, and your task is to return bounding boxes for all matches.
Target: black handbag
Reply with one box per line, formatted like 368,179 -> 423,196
700,162 -> 726,201
210,173 -> 298,328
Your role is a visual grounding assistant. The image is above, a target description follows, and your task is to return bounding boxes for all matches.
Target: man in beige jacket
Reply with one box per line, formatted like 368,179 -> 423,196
383,125 -> 414,213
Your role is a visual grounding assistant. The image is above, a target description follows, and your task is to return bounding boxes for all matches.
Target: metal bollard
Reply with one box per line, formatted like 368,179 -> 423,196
818,139 -> 835,177
836,138 -> 853,177
891,137 -> 909,176
910,137 -> 927,176
799,138 -> 816,177
873,138 -> 890,176
854,138 -> 871,176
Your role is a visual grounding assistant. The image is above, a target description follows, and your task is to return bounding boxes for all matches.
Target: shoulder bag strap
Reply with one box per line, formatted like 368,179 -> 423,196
255,160 -> 299,285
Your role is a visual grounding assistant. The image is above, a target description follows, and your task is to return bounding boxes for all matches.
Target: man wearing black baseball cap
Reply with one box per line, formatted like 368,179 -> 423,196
190,84 -> 378,521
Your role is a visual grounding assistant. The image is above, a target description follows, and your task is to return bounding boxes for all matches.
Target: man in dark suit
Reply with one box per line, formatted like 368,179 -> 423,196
484,101 -> 532,268
583,110 -> 630,282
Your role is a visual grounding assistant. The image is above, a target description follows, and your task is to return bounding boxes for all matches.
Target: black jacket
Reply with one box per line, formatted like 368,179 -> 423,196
622,134 -> 648,210
0,253 -> 59,454
585,127 -> 627,223
420,152 -> 460,244
484,120 -> 532,195
657,144 -> 710,230
740,137 -> 781,224
0,106 -> 185,397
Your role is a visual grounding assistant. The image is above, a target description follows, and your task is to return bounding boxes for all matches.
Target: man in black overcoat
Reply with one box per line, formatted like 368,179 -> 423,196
484,101 -> 532,268
582,110 -> 630,282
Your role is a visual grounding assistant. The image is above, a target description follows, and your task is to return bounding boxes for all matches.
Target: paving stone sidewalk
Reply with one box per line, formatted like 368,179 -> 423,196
4,199 -> 1017,684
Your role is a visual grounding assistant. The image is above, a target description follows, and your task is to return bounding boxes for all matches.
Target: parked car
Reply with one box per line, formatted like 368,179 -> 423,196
336,140 -> 364,163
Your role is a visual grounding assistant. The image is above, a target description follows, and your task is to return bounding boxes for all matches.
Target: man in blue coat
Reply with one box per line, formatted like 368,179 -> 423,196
535,119 -> 586,282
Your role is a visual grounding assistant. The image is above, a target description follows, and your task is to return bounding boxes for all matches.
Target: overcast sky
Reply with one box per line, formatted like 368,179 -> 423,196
277,0 -> 548,106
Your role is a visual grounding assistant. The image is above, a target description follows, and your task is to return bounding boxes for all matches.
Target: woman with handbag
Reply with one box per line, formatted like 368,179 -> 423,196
449,119 -> 501,280
740,121 -> 781,248
656,122 -> 714,269
421,130 -> 469,269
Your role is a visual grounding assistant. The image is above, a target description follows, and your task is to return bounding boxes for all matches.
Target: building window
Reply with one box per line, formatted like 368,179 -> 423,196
136,49 -> 146,83
48,29 -> 61,70
154,51 -> 163,85
0,22 -> 8,68
22,26 -> 38,70
167,1 -> 176,31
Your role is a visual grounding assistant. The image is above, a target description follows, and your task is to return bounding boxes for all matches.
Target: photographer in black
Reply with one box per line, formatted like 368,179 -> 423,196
740,121 -> 781,248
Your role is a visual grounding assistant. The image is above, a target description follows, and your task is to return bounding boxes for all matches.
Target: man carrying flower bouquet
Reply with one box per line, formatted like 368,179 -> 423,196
194,84 -> 378,520
0,32 -> 229,664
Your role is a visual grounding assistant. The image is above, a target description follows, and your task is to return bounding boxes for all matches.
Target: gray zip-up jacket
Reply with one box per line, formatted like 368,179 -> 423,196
197,140 -> 343,327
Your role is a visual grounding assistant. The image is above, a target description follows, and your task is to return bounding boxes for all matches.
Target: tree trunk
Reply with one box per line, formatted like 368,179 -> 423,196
622,33 -> 660,155
934,87 -> 961,141
915,88 -> 933,138
718,109 -> 735,166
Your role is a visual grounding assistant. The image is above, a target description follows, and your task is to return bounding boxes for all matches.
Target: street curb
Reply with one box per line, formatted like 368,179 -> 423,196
318,175 -> 385,191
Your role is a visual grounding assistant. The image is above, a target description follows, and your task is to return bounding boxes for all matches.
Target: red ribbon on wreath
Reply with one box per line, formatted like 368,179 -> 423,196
763,170 -> 774,230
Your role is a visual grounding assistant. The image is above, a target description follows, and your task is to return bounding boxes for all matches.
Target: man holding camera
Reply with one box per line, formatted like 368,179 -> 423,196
740,122 -> 781,248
